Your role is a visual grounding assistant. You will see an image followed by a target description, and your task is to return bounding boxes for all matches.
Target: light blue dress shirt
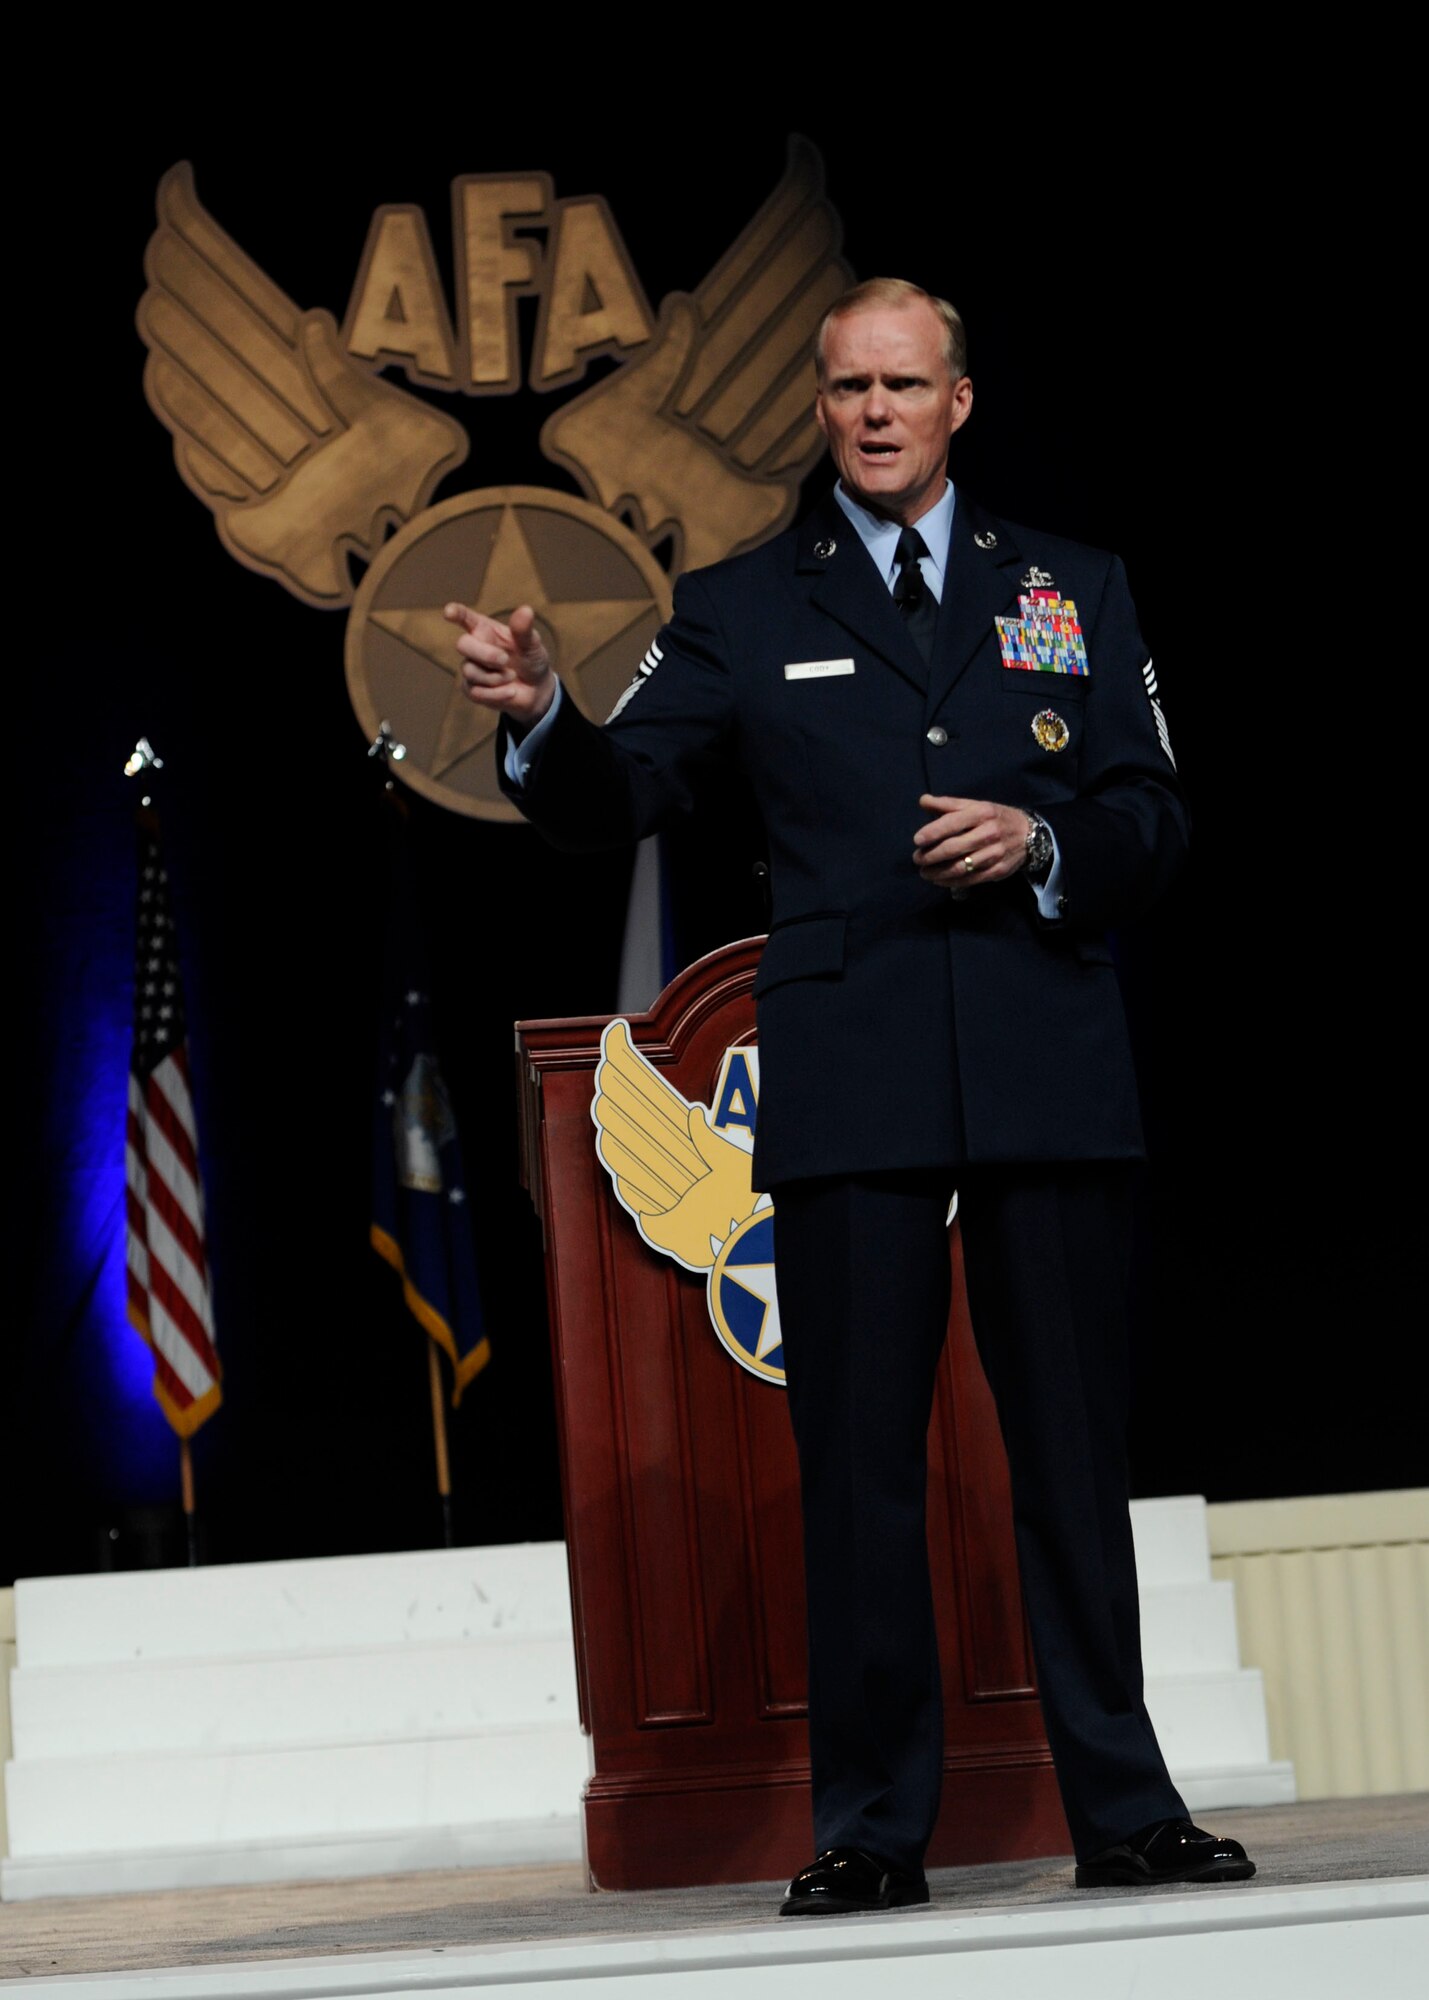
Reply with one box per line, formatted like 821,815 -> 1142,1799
832,478 -> 956,602
506,477 -> 1063,916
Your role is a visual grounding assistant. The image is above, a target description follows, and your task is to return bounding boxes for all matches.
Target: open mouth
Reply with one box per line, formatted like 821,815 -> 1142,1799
859,441 -> 900,461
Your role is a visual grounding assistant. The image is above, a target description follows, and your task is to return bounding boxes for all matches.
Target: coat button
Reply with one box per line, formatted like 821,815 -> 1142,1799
926,725 -> 948,746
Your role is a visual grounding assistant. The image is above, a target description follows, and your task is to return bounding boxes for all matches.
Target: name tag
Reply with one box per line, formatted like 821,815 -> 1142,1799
785,658 -> 855,681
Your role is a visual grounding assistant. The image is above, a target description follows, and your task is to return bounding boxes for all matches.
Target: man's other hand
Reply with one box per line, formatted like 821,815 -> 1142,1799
914,795 -> 1032,887
444,601 -> 556,727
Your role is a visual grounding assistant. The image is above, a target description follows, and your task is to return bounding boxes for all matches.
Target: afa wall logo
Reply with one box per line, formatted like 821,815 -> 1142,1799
592,1022 -> 783,1386
138,144 -> 849,821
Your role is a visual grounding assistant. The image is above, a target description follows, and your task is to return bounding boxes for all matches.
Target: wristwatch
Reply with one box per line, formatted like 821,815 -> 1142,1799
1023,812 -> 1054,887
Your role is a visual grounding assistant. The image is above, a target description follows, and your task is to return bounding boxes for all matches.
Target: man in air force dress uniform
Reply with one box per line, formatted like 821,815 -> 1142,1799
446,279 -> 1254,1912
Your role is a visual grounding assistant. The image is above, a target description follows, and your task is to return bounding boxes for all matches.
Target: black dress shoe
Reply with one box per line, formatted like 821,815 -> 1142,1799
780,1846 -> 930,1917
1075,1816 -> 1256,1888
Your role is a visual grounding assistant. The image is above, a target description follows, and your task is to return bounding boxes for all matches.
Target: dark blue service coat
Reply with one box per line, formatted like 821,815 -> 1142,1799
501,490 -> 1187,1190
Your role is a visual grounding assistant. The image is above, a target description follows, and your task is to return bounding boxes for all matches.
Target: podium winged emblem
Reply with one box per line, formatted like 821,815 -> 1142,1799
592,1022 -> 784,1385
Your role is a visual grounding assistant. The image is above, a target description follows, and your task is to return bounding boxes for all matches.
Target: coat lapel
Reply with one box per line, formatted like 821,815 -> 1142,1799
795,496 -> 929,696
927,493 -> 1025,717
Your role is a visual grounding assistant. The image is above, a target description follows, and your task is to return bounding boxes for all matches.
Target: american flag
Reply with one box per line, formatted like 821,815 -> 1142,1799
125,807 -> 222,1435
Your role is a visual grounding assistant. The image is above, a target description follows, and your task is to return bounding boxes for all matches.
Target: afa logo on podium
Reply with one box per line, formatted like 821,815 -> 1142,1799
591,1023 -> 784,1386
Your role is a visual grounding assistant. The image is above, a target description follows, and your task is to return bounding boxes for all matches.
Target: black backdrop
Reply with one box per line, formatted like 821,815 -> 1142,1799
9,102 -> 1417,1584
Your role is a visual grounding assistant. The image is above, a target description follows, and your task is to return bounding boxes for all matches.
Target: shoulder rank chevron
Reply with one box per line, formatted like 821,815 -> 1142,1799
1142,658 -> 1175,768
606,636 -> 665,722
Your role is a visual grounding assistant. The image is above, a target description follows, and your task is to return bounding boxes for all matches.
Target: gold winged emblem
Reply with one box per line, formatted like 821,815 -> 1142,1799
138,146 -> 852,819
542,137 -> 850,576
137,163 -> 469,608
592,1020 -> 761,1273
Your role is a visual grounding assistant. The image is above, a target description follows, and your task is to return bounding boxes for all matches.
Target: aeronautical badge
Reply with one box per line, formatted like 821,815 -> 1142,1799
591,1023 -> 785,1385
996,594 -> 1089,676
1032,709 -> 1071,752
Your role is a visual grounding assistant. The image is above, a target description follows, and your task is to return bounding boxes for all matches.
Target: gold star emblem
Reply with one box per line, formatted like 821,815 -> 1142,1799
370,502 -> 652,779
347,487 -> 673,822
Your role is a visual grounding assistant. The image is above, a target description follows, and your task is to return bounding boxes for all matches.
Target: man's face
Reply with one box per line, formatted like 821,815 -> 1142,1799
815,302 -> 973,526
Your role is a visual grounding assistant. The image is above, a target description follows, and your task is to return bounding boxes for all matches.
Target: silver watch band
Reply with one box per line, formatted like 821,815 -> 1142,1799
1024,811 -> 1054,887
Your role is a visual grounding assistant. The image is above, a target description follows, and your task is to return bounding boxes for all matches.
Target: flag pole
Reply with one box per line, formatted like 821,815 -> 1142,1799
426,1341 -> 455,1549
179,1439 -> 199,1567
370,722 -> 458,1550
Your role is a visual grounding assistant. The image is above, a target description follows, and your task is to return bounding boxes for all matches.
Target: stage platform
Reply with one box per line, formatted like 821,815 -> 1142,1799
1,1795 -> 1424,1997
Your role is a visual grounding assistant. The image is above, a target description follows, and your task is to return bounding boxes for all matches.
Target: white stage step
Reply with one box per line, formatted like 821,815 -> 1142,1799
1137,1577 -> 1240,1675
3,1503 -> 1293,1902
1146,1667 -> 1273,1769
1177,1762 -> 1299,1809
4,1545 -> 584,1903
17,1878 -> 1425,2000
1131,1494 -> 1214,1585
10,1636 -> 579,1758
5,1727 -> 587,1858
1134,1498 -> 1295,1808
11,1543 -> 572,1668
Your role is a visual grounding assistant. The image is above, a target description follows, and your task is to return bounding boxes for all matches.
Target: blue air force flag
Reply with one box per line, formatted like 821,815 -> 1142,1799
371,832 -> 491,1403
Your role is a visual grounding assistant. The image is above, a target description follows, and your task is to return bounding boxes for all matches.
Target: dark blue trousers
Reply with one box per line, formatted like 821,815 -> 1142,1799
772,1165 -> 1185,1870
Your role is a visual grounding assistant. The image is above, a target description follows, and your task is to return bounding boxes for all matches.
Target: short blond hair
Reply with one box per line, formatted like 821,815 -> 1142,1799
815,278 -> 967,382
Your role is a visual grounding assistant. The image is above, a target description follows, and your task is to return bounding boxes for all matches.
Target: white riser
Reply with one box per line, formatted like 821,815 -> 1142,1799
1130,1496 -> 1211,1587
1148,1668 -> 1272,1772
1137,1580 -> 1241,1676
10,1636 -> 579,1758
13,1543 -> 571,1669
3,1725 -> 588,1858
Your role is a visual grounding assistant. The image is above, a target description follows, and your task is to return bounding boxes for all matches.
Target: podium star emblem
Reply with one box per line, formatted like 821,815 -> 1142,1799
723,1258 -> 783,1362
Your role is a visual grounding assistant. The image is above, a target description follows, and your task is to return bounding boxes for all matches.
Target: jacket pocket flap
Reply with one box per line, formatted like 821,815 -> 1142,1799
753,915 -> 847,996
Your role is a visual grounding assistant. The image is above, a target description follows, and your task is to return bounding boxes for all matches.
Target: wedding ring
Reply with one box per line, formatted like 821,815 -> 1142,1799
962,854 -> 977,875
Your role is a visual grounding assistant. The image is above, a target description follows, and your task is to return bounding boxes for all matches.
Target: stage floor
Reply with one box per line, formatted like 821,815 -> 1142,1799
0,1793 -> 1424,1983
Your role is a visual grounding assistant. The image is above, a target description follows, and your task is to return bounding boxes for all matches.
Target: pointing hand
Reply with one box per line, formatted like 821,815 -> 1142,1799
444,601 -> 557,726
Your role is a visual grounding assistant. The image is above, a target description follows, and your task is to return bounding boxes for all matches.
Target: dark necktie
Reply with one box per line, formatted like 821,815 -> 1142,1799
892,526 -> 938,662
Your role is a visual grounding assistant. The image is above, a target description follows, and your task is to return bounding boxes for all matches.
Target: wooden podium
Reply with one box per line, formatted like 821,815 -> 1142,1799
515,938 -> 1069,1890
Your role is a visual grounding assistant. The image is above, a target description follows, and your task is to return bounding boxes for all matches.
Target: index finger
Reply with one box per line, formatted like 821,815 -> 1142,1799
444,602 -> 512,645
507,604 -> 544,652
